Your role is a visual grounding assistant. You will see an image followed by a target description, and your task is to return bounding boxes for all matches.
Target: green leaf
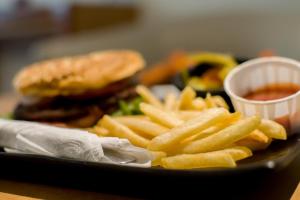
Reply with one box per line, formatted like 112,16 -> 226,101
119,100 -> 132,115
112,97 -> 143,116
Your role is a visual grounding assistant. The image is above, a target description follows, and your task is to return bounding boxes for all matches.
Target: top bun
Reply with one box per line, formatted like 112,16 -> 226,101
14,50 -> 145,97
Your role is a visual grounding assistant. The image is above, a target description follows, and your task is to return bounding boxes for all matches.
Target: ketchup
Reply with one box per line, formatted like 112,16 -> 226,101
244,83 -> 300,101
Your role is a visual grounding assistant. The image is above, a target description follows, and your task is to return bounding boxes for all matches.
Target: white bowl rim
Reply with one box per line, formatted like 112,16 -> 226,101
224,56 -> 300,105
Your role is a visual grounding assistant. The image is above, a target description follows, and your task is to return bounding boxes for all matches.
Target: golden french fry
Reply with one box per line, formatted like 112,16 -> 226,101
148,108 -> 229,151
200,112 -> 241,137
116,117 -> 169,137
191,97 -> 207,110
183,116 -> 261,154
164,92 -> 177,111
90,126 -> 110,137
112,115 -> 149,121
219,146 -> 252,161
182,126 -> 221,144
235,130 -> 272,151
235,137 -> 272,151
140,103 -> 183,128
211,96 -> 229,110
180,125 -> 224,146
161,151 -> 236,169
181,146 -> 252,162
100,115 -> 150,148
258,119 -> 287,140
227,112 -> 242,122
177,86 -> 196,110
181,112 -> 242,144
174,111 -> 204,121
151,151 -> 167,166
177,111 -> 240,124
136,85 -> 163,108
205,93 -> 216,108
247,130 -> 270,143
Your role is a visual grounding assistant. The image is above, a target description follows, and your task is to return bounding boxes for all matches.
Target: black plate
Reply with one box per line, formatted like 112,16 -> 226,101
0,134 -> 299,198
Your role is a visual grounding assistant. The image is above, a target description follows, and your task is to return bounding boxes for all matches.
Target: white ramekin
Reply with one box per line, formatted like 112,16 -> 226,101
224,57 -> 300,136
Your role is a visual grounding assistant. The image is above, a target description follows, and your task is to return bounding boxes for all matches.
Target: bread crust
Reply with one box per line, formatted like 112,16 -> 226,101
13,50 -> 145,96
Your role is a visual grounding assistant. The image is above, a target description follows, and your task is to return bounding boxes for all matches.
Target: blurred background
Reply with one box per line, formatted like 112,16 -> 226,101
0,0 -> 300,93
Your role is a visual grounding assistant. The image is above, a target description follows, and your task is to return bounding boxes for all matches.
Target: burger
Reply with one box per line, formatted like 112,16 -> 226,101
12,50 -> 145,128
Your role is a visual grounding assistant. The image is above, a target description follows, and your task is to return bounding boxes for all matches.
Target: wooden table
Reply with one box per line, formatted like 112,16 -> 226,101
291,183 -> 300,200
0,192 -> 39,200
0,179 -> 136,200
0,94 -> 300,200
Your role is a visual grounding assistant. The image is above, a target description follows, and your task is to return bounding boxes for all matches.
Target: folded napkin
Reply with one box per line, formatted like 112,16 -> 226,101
0,119 -> 152,167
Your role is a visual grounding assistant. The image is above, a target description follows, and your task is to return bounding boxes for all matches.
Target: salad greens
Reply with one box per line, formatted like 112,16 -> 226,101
112,97 -> 143,116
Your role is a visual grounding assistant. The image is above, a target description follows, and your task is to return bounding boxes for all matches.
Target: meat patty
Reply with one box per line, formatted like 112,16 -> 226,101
13,85 -> 137,128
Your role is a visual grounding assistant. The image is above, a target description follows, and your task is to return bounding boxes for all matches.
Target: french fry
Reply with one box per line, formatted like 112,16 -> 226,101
151,151 -> 167,166
211,96 -> 229,110
219,146 -> 252,161
258,119 -> 287,140
235,137 -> 272,151
227,112 -> 242,122
148,108 -> 229,151
205,93 -> 216,108
235,130 -> 271,151
116,117 -> 169,137
136,85 -> 163,108
112,115 -> 149,121
100,115 -> 150,148
161,151 -> 236,169
178,146 -> 252,161
181,126 -> 221,144
164,92 -> 177,111
175,111 -> 204,121
247,130 -> 270,143
191,97 -> 207,110
90,126 -> 110,137
183,116 -> 261,154
140,103 -> 183,128
181,112 -> 242,144
177,86 -> 196,110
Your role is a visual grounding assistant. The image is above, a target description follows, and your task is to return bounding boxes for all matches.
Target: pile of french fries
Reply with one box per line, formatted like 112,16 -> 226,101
91,85 -> 287,169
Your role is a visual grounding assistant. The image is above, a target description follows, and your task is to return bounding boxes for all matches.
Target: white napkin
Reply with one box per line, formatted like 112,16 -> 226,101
0,119 -> 152,167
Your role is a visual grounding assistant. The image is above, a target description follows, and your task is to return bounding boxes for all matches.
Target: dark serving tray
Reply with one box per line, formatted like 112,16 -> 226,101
0,134 -> 300,199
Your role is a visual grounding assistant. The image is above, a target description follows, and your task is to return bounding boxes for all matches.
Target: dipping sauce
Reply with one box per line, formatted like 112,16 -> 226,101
244,83 -> 300,101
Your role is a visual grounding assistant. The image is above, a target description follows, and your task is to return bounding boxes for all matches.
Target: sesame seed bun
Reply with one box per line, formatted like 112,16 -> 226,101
14,50 -> 145,97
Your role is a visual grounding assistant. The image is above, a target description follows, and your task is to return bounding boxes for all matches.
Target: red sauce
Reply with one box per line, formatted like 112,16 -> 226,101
244,83 -> 300,101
